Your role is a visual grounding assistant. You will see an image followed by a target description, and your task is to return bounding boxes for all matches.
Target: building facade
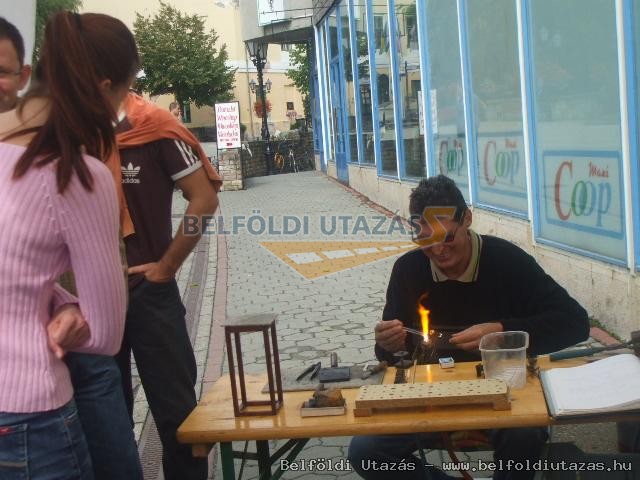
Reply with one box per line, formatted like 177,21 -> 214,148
308,0 -> 640,337
81,0 -> 305,138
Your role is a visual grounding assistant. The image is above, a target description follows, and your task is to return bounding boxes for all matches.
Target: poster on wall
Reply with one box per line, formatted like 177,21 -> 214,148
476,133 -> 527,214
429,88 -> 438,135
540,150 -> 625,261
258,0 -> 285,26
215,102 -> 241,150
435,133 -> 469,201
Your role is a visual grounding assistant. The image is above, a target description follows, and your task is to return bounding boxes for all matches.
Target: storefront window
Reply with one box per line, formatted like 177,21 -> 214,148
634,1 -> 640,267
322,22 -> 334,161
395,0 -> 424,178
372,1 -> 397,176
426,0 -> 468,199
467,0 -> 527,213
339,1 -> 358,164
352,1 -> 374,164
531,0 -> 625,261
329,12 -> 339,60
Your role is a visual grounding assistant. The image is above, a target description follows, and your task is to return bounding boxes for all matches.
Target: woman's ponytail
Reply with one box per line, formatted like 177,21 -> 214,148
14,11 -> 139,193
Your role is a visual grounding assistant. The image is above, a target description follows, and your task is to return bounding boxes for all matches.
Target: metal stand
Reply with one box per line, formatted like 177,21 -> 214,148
223,313 -> 283,416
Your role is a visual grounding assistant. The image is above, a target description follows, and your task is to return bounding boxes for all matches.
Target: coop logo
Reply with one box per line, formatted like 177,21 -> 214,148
483,139 -> 520,186
554,160 -> 612,228
438,138 -> 465,177
121,163 -> 141,184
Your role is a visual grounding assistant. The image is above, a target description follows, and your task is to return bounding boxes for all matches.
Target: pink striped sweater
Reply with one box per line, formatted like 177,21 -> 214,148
0,142 -> 126,413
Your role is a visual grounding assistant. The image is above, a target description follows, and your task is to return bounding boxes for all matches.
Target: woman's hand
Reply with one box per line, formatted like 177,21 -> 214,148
47,304 -> 90,359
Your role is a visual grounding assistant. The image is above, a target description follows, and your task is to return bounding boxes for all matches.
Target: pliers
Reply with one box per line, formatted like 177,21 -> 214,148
295,362 -> 321,381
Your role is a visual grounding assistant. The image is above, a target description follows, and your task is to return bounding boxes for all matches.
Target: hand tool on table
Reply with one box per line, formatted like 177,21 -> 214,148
361,361 -> 388,380
549,330 -> 640,361
295,362 -> 321,381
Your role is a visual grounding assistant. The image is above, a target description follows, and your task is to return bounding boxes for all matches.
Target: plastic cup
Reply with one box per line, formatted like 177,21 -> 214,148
479,331 -> 529,390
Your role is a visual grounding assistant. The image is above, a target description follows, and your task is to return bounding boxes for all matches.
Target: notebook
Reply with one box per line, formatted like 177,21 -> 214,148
541,354 -> 640,418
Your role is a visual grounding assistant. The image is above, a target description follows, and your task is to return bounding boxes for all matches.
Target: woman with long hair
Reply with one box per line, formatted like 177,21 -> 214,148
0,11 -> 139,479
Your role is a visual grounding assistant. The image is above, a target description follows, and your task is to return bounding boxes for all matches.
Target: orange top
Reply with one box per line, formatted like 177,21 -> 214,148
107,93 -> 222,236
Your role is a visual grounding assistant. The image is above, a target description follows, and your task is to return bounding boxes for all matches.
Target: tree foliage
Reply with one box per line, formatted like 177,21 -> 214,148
285,42 -> 311,120
134,2 -> 236,109
34,0 -> 82,62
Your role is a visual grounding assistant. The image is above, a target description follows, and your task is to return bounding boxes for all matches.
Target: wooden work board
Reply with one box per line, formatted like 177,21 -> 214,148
353,379 -> 511,417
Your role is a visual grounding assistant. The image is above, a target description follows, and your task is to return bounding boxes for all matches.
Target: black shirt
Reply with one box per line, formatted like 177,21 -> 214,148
376,235 -> 589,363
117,119 -> 202,288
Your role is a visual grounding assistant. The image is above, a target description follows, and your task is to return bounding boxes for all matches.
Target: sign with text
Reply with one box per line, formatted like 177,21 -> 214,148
435,134 -> 469,202
540,150 -> 625,261
215,102 -> 241,150
476,132 -> 527,214
258,0 -> 285,26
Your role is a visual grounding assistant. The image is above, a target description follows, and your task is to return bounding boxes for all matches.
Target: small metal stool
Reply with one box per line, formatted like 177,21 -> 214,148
223,313 -> 283,416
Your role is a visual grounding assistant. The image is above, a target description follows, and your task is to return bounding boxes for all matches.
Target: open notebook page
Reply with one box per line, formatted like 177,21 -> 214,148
542,354 -> 640,415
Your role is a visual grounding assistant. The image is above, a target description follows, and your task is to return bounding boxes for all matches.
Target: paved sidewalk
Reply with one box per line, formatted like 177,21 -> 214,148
210,172 -> 410,479
136,172 -> 618,479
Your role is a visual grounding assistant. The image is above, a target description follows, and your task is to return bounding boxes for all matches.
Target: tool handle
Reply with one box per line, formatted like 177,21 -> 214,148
549,348 -> 599,361
330,352 -> 338,368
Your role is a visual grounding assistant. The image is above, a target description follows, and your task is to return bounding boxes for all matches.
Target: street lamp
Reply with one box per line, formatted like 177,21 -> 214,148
246,40 -> 274,175
249,78 -> 272,94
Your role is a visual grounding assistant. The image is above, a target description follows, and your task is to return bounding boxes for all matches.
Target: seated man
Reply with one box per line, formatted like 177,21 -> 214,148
348,175 -> 589,480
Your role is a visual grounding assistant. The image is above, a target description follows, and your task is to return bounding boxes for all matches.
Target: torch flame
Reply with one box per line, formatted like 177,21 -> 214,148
418,305 -> 430,342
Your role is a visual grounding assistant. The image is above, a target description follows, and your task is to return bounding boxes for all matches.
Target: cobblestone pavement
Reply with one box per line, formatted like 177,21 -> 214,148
135,172 -> 618,480
215,172 -> 407,479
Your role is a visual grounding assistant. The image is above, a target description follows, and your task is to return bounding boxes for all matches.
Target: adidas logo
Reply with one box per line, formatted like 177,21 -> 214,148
121,163 -> 141,184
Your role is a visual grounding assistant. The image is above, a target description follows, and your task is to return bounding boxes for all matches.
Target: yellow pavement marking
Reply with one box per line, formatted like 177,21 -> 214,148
260,241 -> 416,279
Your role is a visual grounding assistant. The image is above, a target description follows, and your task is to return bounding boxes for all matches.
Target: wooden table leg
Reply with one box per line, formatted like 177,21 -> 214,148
220,442 -> 236,480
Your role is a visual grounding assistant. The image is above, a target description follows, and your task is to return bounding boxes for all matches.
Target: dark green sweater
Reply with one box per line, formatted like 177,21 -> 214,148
376,235 -> 589,363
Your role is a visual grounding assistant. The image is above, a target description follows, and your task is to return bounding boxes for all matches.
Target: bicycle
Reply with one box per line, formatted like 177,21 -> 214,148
274,141 -> 299,173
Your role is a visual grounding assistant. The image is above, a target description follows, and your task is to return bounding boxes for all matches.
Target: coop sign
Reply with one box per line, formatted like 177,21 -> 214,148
215,102 -> 241,150
475,134 -> 527,213
436,135 -> 468,196
543,150 -> 623,237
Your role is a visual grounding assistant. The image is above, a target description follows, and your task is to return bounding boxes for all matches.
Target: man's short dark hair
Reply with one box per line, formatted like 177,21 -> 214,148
169,101 -> 179,111
409,175 -> 467,219
0,17 -> 25,67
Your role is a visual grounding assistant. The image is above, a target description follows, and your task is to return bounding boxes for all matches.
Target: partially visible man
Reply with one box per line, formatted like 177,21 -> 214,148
0,16 -> 143,480
349,175 -> 590,480
114,92 -> 220,480
169,100 -> 181,121
0,17 -> 30,112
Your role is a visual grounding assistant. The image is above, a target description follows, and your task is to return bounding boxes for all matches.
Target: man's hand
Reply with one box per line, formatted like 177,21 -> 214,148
375,320 -> 407,353
449,322 -> 503,350
47,304 -> 90,359
128,260 -> 175,283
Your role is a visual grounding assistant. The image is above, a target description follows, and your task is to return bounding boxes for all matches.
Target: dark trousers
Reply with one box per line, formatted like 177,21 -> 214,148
66,353 -> 143,480
348,427 -> 549,480
115,279 -> 207,480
